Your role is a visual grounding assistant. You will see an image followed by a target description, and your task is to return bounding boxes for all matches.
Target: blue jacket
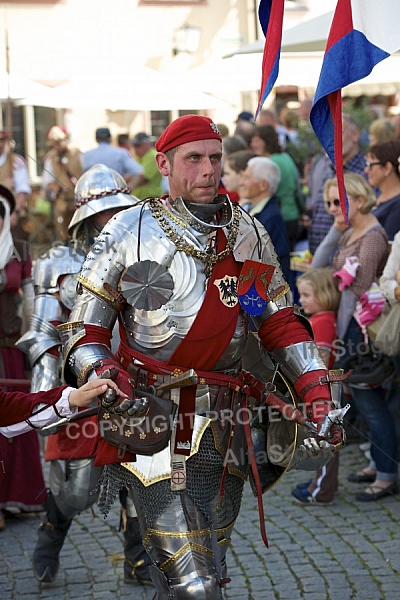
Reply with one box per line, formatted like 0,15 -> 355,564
251,195 -> 291,283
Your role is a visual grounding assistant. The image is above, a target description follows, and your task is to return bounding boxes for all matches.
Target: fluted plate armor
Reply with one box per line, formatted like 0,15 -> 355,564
33,244 -> 86,295
64,202 -> 291,372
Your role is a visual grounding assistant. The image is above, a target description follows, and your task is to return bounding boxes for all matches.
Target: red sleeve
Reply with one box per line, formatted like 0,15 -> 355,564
0,385 -> 68,427
310,313 -> 337,351
258,307 -> 313,350
74,324 -> 113,348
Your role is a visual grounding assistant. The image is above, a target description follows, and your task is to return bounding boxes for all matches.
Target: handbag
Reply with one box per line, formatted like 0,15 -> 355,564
98,389 -> 177,456
342,349 -> 396,388
373,301 -> 400,357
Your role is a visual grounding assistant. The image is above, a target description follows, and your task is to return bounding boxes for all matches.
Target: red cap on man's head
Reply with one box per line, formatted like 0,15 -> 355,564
0,131 -> 10,140
46,126 -> 69,142
155,115 -> 222,153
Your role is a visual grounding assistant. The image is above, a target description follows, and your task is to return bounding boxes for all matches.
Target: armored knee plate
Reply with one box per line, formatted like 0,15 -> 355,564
49,459 -> 103,520
149,564 -> 223,600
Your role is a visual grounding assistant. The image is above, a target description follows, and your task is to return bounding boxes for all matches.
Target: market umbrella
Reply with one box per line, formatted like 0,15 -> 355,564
48,68 -> 229,111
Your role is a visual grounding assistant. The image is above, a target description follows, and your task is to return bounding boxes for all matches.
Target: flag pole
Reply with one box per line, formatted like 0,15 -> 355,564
4,12 -> 13,140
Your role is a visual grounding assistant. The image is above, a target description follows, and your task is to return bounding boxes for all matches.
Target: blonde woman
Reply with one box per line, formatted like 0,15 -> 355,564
312,174 -> 398,502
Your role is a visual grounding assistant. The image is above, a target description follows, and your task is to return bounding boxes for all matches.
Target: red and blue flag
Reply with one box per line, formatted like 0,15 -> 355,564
310,0 -> 400,222
255,0 -> 285,120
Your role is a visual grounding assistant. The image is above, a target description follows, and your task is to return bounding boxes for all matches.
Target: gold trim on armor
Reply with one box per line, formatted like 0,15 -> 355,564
63,332 -> 87,375
121,417 -> 211,486
160,542 -> 214,572
142,526 -> 211,547
214,519 -> 236,536
121,462 -> 171,486
57,320 -> 84,333
218,538 -> 231,547
227,465 -> 248,480
270,283 -> 290,301
77,361 -> 97,387
77,274 -> 117,304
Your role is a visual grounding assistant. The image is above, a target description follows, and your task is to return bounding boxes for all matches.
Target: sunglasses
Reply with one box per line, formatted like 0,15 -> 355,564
324,198 -> 341,208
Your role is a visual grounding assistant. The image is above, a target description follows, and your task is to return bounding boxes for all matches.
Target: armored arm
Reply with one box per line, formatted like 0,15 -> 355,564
16,294 -> 65,392
16,248 -> 86,392
58,218 -> 133,391
58,286 -> 118,387
238,216 -> 342,445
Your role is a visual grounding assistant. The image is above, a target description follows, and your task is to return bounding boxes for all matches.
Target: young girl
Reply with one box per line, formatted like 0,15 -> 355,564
291,267 -> 341,505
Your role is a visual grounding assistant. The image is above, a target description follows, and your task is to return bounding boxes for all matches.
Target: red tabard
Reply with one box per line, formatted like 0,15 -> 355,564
93,229 -> 242,466
45,415 -> 99,461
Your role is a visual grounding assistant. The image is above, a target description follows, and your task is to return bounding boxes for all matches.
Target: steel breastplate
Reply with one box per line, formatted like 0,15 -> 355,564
73,203 -> 291,371
121,249 -> 248,370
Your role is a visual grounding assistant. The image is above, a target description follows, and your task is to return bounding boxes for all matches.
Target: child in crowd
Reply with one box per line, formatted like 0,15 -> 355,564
291,267 -> 341,505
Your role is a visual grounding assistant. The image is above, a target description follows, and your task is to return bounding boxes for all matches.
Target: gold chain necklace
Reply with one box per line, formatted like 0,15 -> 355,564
148,198 -> 241,275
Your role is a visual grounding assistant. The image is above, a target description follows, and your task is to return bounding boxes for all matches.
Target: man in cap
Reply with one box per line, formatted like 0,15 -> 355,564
42,126 -> 83,241
83,127 -> 144,192
17,165 -> 151,585
233,111 -> 255,146
59,114 -> 346,598
131,132 -> 163,199
0,129 -> 31,230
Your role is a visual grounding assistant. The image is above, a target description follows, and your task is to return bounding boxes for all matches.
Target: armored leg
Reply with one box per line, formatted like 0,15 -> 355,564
33,458 -> 103,582
120,488 -> 152,585
130,487 -> 237,600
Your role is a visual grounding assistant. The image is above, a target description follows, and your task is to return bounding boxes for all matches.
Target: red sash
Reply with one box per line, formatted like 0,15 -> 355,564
168,232 -> 241,371
167,230 -> 241,455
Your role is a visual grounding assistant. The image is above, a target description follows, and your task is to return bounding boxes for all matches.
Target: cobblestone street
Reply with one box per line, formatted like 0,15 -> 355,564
1,443 -> 399,600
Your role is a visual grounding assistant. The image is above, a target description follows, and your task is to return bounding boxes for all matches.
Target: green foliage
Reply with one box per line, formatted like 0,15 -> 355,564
285,121 -> 321,176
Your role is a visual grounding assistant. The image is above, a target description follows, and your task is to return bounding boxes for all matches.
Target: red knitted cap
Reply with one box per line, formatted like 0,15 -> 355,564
155,114 -> 222,153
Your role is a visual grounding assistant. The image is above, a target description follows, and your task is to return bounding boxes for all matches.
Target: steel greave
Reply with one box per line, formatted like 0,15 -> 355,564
131,489 -> 234,599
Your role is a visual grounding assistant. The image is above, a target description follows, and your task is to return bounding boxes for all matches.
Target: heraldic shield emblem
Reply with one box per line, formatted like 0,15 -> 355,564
238,260 -> 275,317
213,275 -> 238,307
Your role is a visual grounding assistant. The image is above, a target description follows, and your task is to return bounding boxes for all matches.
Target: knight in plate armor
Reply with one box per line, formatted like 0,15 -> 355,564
17,165 -> 152,584
59,116 -> 345,599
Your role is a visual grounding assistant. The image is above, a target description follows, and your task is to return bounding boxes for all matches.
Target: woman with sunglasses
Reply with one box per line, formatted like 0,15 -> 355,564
365,140 -> 400,242
312,173 -> 398,502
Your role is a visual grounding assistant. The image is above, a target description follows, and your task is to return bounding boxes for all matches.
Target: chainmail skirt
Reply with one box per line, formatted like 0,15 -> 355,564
97,428 -> 245,527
